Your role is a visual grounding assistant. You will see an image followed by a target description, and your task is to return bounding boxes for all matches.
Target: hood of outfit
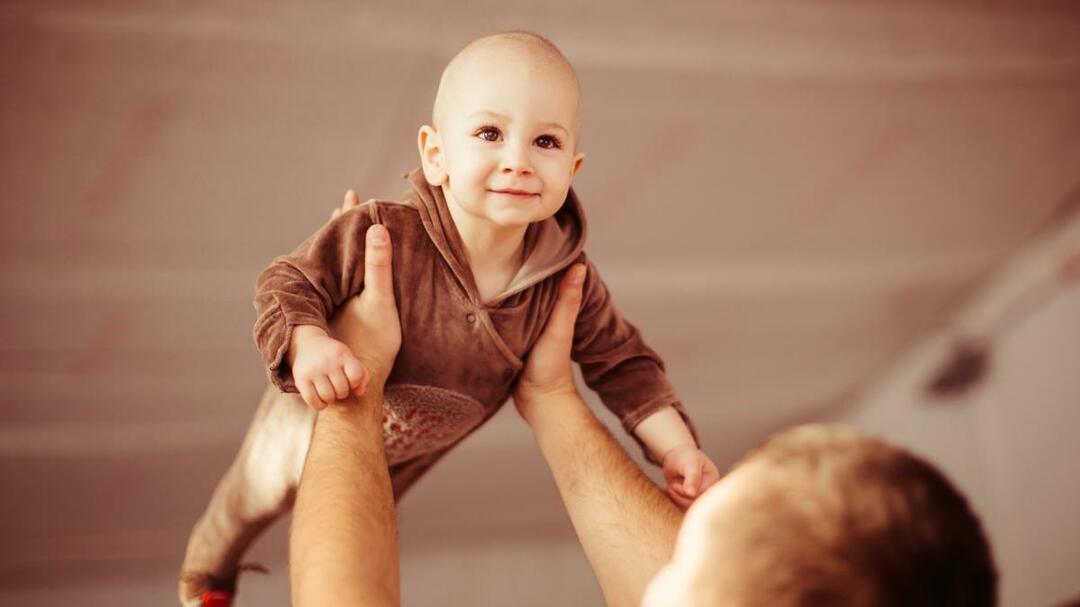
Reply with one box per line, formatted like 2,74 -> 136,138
404,168 -> 588,306
253,168 -> 692,498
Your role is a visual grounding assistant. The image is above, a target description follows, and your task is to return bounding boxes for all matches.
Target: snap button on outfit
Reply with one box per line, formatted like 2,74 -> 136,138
466,312 -> 477,323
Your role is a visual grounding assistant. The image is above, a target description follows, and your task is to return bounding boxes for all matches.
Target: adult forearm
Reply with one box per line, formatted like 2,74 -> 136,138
290,388 -> 399,607
526,394 -> 682,607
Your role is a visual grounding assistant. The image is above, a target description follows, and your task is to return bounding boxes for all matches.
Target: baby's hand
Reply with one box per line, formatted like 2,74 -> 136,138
662,445 -> 721,509
288,325 -> 370,410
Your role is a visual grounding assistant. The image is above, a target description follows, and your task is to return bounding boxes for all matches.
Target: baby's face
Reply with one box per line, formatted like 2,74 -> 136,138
429,50 -> 585,230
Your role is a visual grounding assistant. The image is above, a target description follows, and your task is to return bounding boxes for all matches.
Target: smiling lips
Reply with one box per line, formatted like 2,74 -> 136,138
490,188 -> 538,197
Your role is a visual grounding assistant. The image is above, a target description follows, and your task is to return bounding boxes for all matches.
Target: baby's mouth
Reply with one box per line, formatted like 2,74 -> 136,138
490,188 -> 539,198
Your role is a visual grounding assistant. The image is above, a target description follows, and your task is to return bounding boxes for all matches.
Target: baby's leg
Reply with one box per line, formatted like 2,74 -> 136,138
178,385 -> 315,604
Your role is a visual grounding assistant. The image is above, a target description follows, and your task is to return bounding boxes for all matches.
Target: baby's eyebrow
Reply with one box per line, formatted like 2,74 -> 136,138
468,110 -> 568,136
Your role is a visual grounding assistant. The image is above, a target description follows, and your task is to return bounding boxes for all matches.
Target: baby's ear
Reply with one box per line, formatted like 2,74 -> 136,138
417,125 -> 448,186
570,151 -> 586,179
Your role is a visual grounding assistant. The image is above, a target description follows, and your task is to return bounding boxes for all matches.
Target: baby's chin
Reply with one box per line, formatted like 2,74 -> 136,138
485,211 -> 552,229
481,196 -> 562,225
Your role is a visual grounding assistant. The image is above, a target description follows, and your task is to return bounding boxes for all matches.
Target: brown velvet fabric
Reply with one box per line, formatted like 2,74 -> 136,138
253,169 -> 695,496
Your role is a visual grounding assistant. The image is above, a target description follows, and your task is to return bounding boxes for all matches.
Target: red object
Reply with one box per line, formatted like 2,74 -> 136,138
201,590 -> 232,607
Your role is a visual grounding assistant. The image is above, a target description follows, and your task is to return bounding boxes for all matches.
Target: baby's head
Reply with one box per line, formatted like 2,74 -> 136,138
418,31 -> 586,230
643,425 -> 998,607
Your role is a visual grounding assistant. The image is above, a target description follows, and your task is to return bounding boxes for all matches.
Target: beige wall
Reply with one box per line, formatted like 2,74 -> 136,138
2,2 -> 1078,605
838,284 -> 1080,606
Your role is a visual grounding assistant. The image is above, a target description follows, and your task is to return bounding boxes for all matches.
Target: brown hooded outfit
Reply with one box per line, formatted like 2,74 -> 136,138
253,168 -> 695,498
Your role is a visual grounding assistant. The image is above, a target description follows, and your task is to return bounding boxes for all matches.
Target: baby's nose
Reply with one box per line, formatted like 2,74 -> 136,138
500,144 -> 533,174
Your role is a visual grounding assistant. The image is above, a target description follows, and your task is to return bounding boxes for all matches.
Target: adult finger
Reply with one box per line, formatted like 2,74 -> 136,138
344,189 -> 360,209
537,264 -> 586,348
330,190 -> 361,221
364,224 -> 394,303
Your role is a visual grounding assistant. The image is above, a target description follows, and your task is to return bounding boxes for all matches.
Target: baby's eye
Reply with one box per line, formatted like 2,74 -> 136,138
476,126 -> 502,142
535,134 -> 562,150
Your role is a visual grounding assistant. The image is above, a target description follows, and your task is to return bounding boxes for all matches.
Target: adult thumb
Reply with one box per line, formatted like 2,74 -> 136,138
548,264 -> 586,342
364,224 -> 394,303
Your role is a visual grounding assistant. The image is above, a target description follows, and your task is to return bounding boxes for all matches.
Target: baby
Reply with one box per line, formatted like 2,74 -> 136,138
180,30 -> 719,607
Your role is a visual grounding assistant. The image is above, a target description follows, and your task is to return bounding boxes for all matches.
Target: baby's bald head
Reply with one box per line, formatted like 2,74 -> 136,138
432,31 -> 581,140
416,31 -> 585,221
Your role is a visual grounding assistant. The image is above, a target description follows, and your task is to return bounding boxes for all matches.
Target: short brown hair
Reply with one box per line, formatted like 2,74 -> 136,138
701,425 -> 997,607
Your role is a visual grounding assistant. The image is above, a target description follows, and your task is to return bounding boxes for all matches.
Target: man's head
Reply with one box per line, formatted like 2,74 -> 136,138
418,31 -> 586,230
642,424 -> 998,607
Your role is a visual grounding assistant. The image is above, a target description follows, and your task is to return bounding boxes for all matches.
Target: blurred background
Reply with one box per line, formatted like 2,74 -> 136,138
2,1 -> 1079,605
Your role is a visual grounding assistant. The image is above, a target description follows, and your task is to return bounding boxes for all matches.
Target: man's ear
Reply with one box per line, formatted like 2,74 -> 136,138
570,152 -> 586,179
418,125 -> 448,186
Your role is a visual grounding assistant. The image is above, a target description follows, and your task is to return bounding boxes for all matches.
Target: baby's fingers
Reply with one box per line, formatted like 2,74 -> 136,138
700,464 -> 721,491
665,484 -> 694,510
328,368 -> 351,401
299,381 -> 328,411
343,357 -> 369,396
682,462 -> 703,496
312,375 -> 337,406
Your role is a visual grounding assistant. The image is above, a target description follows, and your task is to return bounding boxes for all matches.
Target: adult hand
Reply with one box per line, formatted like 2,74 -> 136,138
511,263 -> 681,607
292,191 -> 401,607
513,263 -> 587,422
330,189 -> 363,221
327,192 -> 401,385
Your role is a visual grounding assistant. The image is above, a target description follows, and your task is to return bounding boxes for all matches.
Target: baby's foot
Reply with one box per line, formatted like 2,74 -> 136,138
178,570 -> 234,607
178,563 -> 268,607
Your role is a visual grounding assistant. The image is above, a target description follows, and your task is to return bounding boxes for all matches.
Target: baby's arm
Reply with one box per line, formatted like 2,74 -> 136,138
569,257 -> 719,506
254,191 -> 379,409
633,406 -> 695,458
633,407 -> 720,509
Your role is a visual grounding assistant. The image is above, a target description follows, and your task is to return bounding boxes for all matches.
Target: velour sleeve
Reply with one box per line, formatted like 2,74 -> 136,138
253,202 -> 381,393
569,256 -> 699,466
